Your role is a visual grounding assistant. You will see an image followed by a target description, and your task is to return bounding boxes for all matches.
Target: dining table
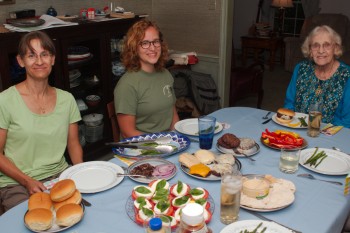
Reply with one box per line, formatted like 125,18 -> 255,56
1,107 -> 350,233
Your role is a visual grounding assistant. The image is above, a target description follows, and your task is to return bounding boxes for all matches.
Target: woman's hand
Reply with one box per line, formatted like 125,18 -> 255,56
23,177 -> 47,194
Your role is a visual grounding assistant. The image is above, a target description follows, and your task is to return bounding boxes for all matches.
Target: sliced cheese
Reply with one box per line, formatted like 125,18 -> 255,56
189,164 -> 211,177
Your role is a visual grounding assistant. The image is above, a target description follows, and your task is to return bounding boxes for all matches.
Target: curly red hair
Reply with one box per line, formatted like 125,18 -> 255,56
121,19 -> 168,72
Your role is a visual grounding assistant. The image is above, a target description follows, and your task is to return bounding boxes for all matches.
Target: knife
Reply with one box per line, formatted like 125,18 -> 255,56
262,118 -> 272,124
244,209 -> 302,233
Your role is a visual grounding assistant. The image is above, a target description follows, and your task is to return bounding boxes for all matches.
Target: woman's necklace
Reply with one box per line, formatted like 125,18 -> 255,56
315,61 -> 335,96
25,82 -> 48,114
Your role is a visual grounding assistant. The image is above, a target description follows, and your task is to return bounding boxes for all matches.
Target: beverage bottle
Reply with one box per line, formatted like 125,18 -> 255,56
146,217 -> 167,233
177,203 -> 212,233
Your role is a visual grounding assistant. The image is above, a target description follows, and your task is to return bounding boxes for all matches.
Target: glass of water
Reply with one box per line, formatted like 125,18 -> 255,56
279,148 -> 301,173
220,167 -> 242,224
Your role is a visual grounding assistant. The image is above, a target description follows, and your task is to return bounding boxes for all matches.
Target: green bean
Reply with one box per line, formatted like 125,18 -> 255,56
315,153 -> 328,167
298,117 -> 308,127
304,147 -> 319,164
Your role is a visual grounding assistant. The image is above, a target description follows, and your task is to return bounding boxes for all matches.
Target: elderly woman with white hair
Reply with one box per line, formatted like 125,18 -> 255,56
283,25 -> 350,128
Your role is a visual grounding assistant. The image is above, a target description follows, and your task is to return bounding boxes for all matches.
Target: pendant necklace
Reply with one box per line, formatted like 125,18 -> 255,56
25,82 -> 48,114
315,61 -> 335,96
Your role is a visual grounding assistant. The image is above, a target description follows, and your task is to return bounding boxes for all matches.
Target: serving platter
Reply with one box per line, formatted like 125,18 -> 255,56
112,132 -> 190,159
272,112 -> 308,129
260,137 -> 308,150
24,203 -> 85,233
180,157 -> 242,181
216,139 -> 260,158
220,220 -> 291,233
299,148 -> 350,175
174,118 -> 223,136
125,182 -> 215,230
9,18 -> 45,27
126,158 -> 177,183
59,161 -> 124,193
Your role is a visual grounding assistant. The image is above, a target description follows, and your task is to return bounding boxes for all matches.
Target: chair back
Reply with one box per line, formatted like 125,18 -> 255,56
107,101 -> 120,142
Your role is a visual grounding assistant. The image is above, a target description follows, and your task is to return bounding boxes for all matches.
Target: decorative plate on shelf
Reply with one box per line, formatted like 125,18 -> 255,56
9,18 -> 45,27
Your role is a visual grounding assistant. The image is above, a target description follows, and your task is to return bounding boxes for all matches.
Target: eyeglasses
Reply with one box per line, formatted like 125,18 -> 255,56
139,39 -> 162,49
25,52 -> 52,61
310,42 -> 334,51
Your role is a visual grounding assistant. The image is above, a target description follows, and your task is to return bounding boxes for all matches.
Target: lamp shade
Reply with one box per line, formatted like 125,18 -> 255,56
271,0 -> 293,8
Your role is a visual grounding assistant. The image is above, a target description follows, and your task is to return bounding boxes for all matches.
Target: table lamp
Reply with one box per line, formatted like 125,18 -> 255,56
271,0 -> 294,35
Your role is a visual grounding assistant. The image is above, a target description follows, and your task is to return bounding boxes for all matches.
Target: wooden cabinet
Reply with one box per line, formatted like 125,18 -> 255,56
0,18 -> 139,161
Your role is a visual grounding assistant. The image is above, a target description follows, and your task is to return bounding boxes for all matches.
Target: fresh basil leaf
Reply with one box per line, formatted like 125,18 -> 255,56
174,196 -> 189,206
156,180 -> 167,190
156,200 -> 170,212
176,181 -> 183,193
136,197 -> 147,207
160,215 -> 172,223
141,207 -> 154,217
135,186 -> 152,194
195,198 -> 207,205
190,188 -> 204,196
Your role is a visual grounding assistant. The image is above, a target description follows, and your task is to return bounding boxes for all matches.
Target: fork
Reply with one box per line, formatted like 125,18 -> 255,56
297,173 -> 343,185
232,148 -> 256,162
262,111 -> 271,119
116,173 -> 153,179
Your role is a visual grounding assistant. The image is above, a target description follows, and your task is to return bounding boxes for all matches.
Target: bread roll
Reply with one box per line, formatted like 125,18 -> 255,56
50,179 -> 76,202
28,192 -> 53,211
194,149 -> 215,164
53,189 -> 82,211
25,208 -> 53,231
56,203 -> 83,227
179,153 -> 201,168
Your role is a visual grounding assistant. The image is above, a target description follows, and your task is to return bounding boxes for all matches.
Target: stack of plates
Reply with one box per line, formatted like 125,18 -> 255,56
68,46 -> 92,65
85,123 -> 104,143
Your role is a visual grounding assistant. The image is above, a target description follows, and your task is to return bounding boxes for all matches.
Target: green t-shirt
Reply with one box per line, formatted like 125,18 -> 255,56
114,69 -> 176,134
0,86 -> 81,187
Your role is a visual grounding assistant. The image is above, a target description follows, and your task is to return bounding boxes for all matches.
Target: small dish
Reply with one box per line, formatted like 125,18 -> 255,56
242,175 -> 270,199
85,95 -> 101,107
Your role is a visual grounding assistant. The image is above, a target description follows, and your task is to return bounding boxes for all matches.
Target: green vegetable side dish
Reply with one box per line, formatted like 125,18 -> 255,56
298,117 -> 308,127
140,143 -> 178,155
239,222 -> 267,233
304,147 -> 328,168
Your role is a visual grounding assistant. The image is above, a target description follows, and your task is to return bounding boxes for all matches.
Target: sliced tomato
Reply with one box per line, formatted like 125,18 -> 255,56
204,201 -> 211,210
204,210 -> 212,224
135,213 -> 144,225
132,190 -> 138,200
148,180 -> 157,188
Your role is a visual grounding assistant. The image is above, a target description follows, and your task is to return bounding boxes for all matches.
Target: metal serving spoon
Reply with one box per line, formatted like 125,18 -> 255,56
297,173 -> 343,185
262,111 -> 271,119
232,148 -> 256,162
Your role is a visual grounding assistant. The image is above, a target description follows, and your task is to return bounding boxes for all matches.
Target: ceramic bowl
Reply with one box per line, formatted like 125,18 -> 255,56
242,174 -> 270,199
85,95 -> 101,107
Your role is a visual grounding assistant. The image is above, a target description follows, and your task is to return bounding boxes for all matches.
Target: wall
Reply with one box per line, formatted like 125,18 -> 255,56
233,0 -> 350,50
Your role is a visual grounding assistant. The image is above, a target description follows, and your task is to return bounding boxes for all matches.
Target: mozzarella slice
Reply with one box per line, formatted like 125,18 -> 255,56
134,198 -> 153,209
134,185 -> 154,199
171,183 -> 189,197
150,179 -> 170,192
190,187 -> 206,200
138,208 -> 154,221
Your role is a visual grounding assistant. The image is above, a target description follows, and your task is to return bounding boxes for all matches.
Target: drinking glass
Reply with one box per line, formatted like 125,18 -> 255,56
220,167 -> 242,224
279,148 -> 301,173
307,102 -> 323,137
198,115 -> 216,149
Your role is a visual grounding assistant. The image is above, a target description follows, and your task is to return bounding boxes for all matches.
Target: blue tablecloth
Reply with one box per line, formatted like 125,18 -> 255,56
1,107 -> 349,233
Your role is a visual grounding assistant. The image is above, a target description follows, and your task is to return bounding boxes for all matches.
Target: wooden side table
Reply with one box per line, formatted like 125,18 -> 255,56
241,36 -> 284,71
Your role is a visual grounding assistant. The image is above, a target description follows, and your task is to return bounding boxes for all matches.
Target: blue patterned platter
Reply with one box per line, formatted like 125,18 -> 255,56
112,132 -> 190,159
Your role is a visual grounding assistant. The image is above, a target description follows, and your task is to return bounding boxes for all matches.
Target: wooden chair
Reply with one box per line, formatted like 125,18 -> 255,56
107,101 -> 120,142
229,40 -> 264,108
229,62 -> 264,108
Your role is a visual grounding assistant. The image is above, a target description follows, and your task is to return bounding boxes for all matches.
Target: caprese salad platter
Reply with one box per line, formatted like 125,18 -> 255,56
125,179 -> 214,230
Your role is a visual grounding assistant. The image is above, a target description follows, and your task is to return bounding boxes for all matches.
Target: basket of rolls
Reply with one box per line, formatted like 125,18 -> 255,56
24,179 -> 84,232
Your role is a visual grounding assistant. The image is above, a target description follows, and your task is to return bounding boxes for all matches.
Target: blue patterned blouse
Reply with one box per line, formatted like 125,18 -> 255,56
284,60 -> 350,128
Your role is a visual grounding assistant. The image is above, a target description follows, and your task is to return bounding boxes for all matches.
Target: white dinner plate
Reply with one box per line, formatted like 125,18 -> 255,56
126,158 -> 177,183
220,220 -> 291,233
59,161 -> 124,193
174,118 -> 223,136
299,148 -> 350,175
24,203 -> 85,232
180,157 -> 242,181
216,139 -> 260,158
272,112 -> 308,128
240,203 -> 293,212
